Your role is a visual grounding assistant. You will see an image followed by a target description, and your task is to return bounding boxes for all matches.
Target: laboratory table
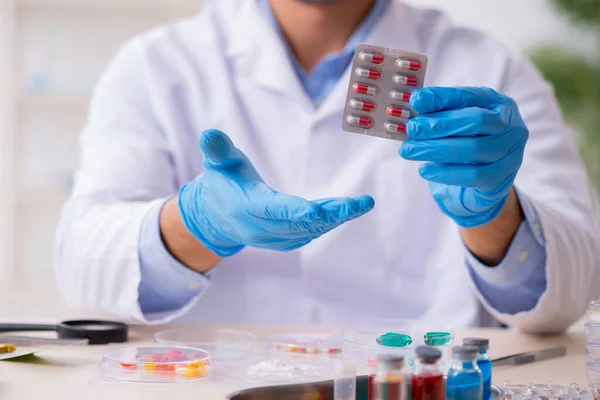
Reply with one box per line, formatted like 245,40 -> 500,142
0,324 -> 590,400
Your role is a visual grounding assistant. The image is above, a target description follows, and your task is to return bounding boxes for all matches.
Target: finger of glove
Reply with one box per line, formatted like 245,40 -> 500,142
400,133 -> 515,164
418,160 -> 516,192
311,195 -> 375,226
406,107 -> 507,140
200,129 -> 246,170
410,86 -> 509,114
250,187 -> 319,222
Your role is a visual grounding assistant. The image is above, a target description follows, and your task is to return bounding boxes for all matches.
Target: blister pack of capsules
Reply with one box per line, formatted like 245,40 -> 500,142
342,44 -> 429,142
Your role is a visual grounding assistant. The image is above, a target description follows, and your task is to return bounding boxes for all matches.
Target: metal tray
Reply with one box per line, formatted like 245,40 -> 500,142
227,375 -> 504,400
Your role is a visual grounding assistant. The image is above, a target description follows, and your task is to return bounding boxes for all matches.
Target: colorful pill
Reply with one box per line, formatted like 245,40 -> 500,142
349,99 -> 375,112
0,344 -> 16,354
396,58 -> 421,71
359,51 -> 384,64
346,115 -> 372,128
352,83 -> 378,96
393,74 -> 418,86
424,332 -> 452,346
387,106 -> 411,119
390,90 -> 412,102
376,332 -> 412,347
355,67 -> 381,80
156,364 -> 176,372
385,122 -> 407,134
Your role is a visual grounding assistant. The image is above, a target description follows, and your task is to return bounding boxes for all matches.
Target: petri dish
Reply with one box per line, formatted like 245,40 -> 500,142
589,301 -> 600,324
342,319 -> 453,371
222,354 -> 334,384
589,362 -> 600,384
586,323 -> 600,343
267,333 -> 343,356
154,328 -> 256,361
101,345 -> 212,384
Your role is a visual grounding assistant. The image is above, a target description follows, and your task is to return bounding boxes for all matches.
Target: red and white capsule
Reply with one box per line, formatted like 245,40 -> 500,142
393,74 -> 418,87
352,83 -> 378,96
355,67 -> 382,80
347,115 -> 372,128
385,122 -> 407,134
390,90 -> 412,103
396,58 -> 421,71
387,106 -> 411,119
359,51 -> 384,64
349,99 -> 375,112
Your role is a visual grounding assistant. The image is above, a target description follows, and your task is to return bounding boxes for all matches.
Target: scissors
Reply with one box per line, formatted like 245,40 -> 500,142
0,320 -> 128,345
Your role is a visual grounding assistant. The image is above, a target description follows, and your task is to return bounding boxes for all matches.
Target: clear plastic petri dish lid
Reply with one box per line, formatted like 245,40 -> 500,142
586,323 -> 600,343
222,353 -> 334,384
588,342 -> 600,363
342,319 -> 454,368
154,328 -> 256,361
589,300 -> 600,324
267,333 -> 343,356
101,345 -> 212,384
588,361 -> 600,384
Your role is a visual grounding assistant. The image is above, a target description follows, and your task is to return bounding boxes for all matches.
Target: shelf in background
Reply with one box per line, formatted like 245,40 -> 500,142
18,93 -> 90,108
18,186 -> 70,209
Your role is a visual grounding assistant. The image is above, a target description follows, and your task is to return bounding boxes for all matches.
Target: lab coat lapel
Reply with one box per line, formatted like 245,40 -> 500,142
226,0 -> 314,113
315,0 -> 422,122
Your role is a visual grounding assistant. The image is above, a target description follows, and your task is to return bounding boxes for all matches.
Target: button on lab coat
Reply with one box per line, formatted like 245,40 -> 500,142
55,0 -> 600,331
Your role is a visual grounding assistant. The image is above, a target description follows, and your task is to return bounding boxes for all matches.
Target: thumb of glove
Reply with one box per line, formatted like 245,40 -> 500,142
199,129 -> 244,170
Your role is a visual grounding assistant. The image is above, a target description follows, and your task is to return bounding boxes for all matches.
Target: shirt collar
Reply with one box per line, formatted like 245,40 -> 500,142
257,0 -> 389,74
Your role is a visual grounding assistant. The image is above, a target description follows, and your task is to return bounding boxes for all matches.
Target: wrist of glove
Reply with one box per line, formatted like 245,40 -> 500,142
179,177 -> 245,257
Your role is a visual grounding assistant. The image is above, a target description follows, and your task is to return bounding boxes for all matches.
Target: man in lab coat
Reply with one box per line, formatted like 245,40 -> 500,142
56,0 -> 600,331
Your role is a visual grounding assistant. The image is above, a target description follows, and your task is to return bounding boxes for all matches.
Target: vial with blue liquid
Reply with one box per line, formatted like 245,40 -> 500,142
446,346 -> 483,400
463,338 -> 491,400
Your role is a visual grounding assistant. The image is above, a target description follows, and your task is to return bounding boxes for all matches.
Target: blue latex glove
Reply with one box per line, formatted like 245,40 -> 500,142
179,129 -> 375,257
400,87 -> 529,228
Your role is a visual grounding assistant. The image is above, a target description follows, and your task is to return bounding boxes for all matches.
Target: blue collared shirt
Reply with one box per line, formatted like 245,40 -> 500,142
137,0 -> 548,317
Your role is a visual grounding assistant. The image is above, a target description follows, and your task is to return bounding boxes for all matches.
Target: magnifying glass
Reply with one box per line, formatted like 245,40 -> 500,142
0,320 -> 128,345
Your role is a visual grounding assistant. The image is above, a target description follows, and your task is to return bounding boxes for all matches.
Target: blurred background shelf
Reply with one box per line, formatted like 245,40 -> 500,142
17,93 -> 90,108
18,187 -> 70,209
1,0 -> 203,282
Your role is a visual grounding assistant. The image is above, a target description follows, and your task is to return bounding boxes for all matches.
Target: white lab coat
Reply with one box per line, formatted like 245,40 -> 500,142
55,0 -> 600,332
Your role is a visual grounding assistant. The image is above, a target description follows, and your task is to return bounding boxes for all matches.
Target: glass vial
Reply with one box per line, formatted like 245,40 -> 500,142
446,346 -> 483,400
463,338 -> 491,400
374,354 -> 407,400
334,360 -> 357,400
411,346 -> 445,400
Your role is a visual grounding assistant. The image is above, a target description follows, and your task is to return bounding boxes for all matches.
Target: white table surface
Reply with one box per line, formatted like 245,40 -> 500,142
0,280 -> 591,399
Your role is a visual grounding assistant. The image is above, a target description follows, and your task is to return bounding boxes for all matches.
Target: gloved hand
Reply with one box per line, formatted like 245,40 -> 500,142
179,129 -> 375,256
400,87 -> 529,228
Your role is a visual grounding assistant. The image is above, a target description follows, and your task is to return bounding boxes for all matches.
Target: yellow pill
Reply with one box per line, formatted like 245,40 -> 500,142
143,364 -> 157,370
0,344 -> 16,354
183,365 -> 205,378
188,361 -> 207,368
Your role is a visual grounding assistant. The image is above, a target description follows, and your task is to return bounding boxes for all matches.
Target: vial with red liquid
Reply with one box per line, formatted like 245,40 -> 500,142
374,354 -> 407,400
411,346 -> 445,400
368,356 -> 377,400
